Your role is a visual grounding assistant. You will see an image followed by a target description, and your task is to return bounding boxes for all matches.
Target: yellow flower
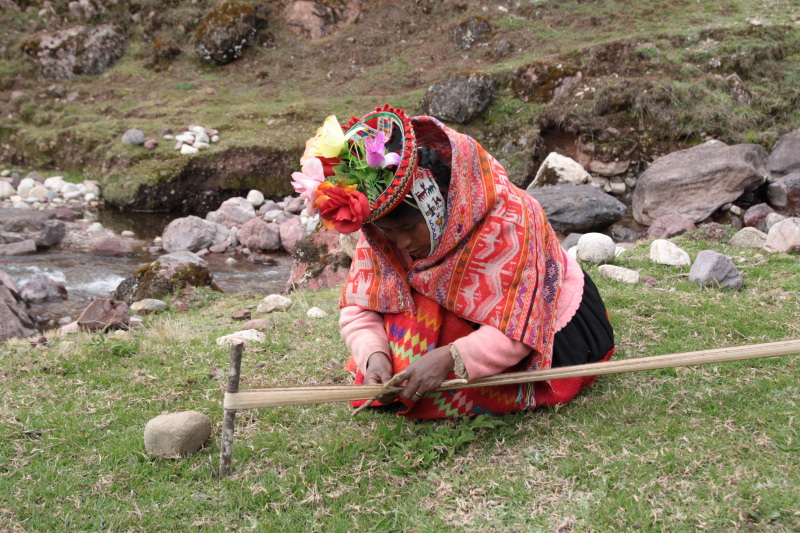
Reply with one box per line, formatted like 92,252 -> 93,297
303,115 -> 345,161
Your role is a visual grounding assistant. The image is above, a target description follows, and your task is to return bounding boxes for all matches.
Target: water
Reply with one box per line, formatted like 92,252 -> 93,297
2,208 -> 293,326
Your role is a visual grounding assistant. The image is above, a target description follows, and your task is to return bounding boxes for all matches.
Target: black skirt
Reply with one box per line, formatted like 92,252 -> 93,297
551,270 -> 615,368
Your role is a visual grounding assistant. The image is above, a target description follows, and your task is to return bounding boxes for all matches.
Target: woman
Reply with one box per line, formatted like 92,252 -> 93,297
293,105 -> 614,419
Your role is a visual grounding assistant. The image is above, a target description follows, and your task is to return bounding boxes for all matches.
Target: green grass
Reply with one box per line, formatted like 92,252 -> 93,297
2,235 -> 799,531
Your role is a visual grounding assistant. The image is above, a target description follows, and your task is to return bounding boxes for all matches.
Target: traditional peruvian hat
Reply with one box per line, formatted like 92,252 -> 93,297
343,104 -> 417,223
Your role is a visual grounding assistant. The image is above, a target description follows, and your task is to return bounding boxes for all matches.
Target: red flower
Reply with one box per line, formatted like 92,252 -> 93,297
317,185 -> 370,234
317,156 -> 340,177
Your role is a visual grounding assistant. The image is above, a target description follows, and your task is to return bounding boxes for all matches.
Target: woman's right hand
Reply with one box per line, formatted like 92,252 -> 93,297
363,352 -> 393,386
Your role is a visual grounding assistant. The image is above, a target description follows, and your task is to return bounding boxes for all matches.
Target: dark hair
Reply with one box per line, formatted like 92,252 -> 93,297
379,146 -> 451,222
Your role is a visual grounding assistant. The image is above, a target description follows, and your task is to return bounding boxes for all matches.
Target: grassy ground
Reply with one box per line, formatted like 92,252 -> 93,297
2,232 -> 799,532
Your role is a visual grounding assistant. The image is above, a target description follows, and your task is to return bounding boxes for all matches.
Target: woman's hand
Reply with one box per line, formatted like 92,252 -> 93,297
392,346 -> 455,402
363,352 -> 393,386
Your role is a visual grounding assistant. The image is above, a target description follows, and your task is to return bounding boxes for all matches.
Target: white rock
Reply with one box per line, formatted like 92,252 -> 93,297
153,236 -> 163,244
650,239 -> 691,266
175,133 -> 195,143
194,131 -> 210,144
211,135 -> 220,143
193,141 -> 210,150
614,246 -> 628,257
163,134 -> 174,140
215,329 -> 266,346
61,182 -> 80,194
0,181 -> 17,199
43,176 -> 66,192
13,202 -> 30,209
576,233 -> 616,264
16,177 -> 36,198
130,299 -> 167,314
765,212 -> 787,231
121,230 -> 135,238
0,169 -> 8,177
181,144 -> 199,155
63,190 -> 83,200
257,294 -> 293,313
83,182 -> 100,196
87,222 -> 104,233
729,205 -> 743,216
10,194 -> 22,203
191,126 -> 206,135
567,246 -> 577,259
84,192 -> 97,202
246,189 -> 265,207
598,264 -> 640,284
225,257 -> 236,265
143,411 -> 211,458
306,307 -> 328,318
528,152 -> 591,189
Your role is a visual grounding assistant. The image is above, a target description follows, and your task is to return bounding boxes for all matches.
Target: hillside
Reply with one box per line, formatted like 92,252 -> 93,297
1,0 -> 799,213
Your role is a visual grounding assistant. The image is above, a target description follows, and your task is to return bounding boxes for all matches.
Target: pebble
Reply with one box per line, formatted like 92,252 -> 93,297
257,294 -> 293,313
180,144 -> 199,155
306,307 -> 328,318
121,230 -> 135,238
215,329 -> 266,346
87,222 -> 104,233
225,257 -> 236,265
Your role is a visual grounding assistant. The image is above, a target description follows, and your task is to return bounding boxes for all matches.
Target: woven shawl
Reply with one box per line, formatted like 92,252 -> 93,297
340,116 -> 565,370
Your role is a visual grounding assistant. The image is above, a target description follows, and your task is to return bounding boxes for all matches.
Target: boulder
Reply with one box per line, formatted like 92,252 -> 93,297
77,298 -> 130,332
20,24 -> 126,80
766,172 -> 800,214
238,217 -> 280,252
144,411 -> 211,458
650,239 -> 690,266
20,275 -> 68,303
632,141 -> 768,225
527,153 -> 590,189
452,16 -> 491,50
112,252 -> 219,305
0,283 -> 38,341
729,227 -> 768,249
0,182 -> 16,200
206,197 -> 256,227
598,265 -> 640,284
689,250 -> 743,290
288,229 -> 352,291
421,72 -> 494,124
122,129 -> 145,145
0,239 -> 36,255
89,237 -> 135,256
256,294 -> 293,313
0,209 -> 65,248
768,128 -> 800,176
279,217 -> 305,253
742,203 -> 774,233
284,1 -> 335,40
645,215 -> 698,239
576,233 -> 616,264
764,217 -> 800,253
509,61 -> 582,103
194,1 -> 258,65
527,184 -> 626,234
161,215 -> 216,253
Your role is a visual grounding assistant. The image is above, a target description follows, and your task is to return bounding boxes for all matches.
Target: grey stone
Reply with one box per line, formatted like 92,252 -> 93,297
206,197 -> 256,227
284,0 -> 335,40
130,299 -> 167,314
77,297 -> 130,332
576,233 -> 616,264
598,264 -> 640,284
257,294 -> 292,313
689,250 -> 743,290
766,172 -> 800,213
764,217 -> 800,253
0,284 -> 38,341
422,72 -> 494,124
452,16 -> 491,51
632,141 -> 768,225
215,329 -> 266,346
144,411 -> 211,458
765,212 -> 787,231
743,203 -> 775,233
238,217 -> 280,252
89,237 -> 135,256
162,216 -> 216,253
650,239 -> 690,266
768,128 -> 800,176
122,129 -> 145,145
646,215 -> 698,239
280,217 -> 306,253
729,227 -> 768,249
560,233 -> 583,250
0,239 -> 37,255
528,184 -> 626,234
20,274 -> 68,303
195,1 -> 257,65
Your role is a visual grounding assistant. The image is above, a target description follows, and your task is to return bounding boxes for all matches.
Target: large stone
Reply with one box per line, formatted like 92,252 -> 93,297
729,227 -> 768,249
246,189 -> 265,207
0,284 -> 37,341
238,217 -> 280,252
130,299 -> 167,314
768,128 -> 800,176
89,237 -> 135,256
122,129 -> 145,146
576,233 -> 616,264
112,252 -> 218,305
0,209 -> 65,248
288,229 -> 352,291
764,217 -> 800,253
161,215 -> 216,253
650,239 -> 690,266
256,294 -> 293,313
20,274 -> 68,303
77,297 -> 130,332
0,182 -> 15,200
527,184 -> 626,234
421,72 -> 494,124
527,153 -> 591,189
743,203 -> 774,233
766,173 -> 800,214
21,24 -> 127,80
0,239 -> 36,255
144,411 -> 211,458
279,217 -> 305,253
689,250 -> 743,290
194,1 -> 258,65
509,60 -> 582,103
646,215 -> 698,239
598,264 -> 640,284
452,16 -> 491,51
632,141 -> 768,225
206,197 -> 256,227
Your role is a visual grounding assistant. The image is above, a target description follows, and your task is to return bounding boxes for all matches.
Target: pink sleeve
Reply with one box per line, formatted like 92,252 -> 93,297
452,326 -> 532,380
339,306 -> 390,373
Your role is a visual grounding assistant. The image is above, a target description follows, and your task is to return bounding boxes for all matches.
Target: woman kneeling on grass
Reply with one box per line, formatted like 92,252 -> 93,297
292,105 -> 615,419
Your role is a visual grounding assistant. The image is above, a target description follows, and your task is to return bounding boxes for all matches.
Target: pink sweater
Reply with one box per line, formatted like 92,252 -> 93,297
339,249 -> 584,380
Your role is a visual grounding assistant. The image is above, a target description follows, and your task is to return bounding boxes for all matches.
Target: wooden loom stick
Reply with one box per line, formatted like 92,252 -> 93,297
218,341 -> 243,479
223,339 -> 800,411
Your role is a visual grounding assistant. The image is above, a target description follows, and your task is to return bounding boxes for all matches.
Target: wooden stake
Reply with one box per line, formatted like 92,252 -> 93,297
218,341 -> 243,479
223,339 -> 800,411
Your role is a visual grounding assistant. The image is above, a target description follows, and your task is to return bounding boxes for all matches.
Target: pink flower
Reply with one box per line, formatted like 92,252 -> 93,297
290,157 -> 325,215
364,132 -> 401,169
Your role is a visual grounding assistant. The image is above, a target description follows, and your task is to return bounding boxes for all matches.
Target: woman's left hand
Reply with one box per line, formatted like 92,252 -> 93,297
391,346 -> 455,402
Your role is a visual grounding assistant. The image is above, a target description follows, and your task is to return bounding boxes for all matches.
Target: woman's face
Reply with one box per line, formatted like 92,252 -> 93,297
372,215 -> 431,259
